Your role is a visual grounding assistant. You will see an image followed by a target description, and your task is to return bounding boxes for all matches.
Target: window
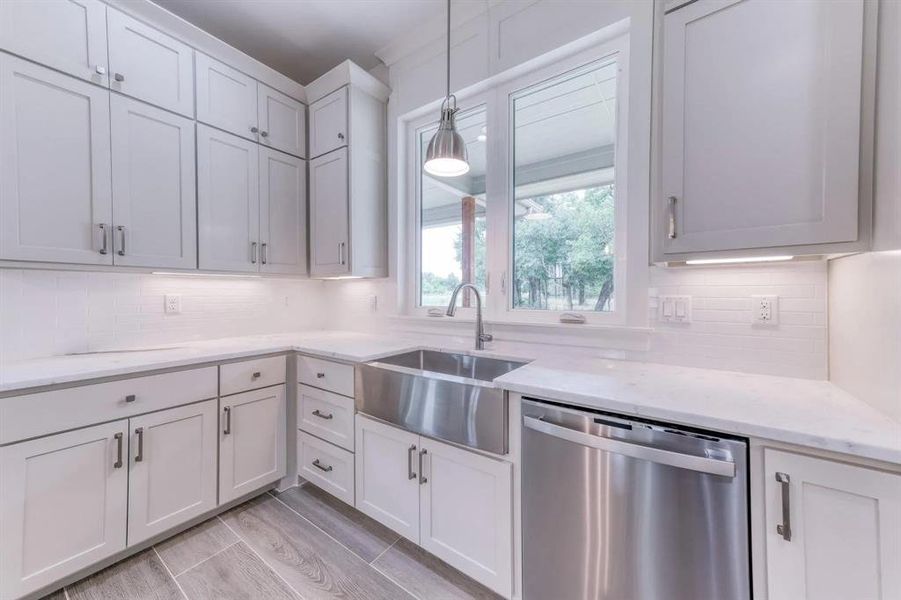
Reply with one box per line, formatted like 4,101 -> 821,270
408,37 -> 630,325
511,61 -> 618,313
417,107 -> 487,308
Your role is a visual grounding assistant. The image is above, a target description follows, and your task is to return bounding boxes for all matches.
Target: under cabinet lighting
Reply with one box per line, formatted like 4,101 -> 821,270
685,255 -> 794,266
151,271 -> 262,278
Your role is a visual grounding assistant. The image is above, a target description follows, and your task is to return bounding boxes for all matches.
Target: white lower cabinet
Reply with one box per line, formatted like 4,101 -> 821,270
0,420 -> 129,600
219,385 -> 287,504
764,449 -> 901,600
354,415 -> 513,597
299,431 -> 355,505
127,400 -> 218,546
419,438 -> 512,598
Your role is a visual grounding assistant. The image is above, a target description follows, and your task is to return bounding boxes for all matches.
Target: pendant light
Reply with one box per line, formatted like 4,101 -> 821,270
423,0 -> 469,177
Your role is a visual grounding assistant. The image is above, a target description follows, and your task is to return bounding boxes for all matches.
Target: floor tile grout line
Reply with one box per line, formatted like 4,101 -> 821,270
369,537 -> 399,565
269,491 -> 394,568
216,515 -> 307,600
167,539 -> 241,578
368,558 -> 423,600
152,546 -> 190,600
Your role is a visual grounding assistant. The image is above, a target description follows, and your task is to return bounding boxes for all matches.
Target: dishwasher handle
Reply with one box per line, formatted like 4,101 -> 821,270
523,415 -> 735,478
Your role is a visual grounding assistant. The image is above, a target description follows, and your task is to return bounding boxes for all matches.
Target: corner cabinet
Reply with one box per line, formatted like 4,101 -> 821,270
763,449 -> 901,600
308,76 -> 387,278
354,415 -> 513,598
657,0 -> 872,260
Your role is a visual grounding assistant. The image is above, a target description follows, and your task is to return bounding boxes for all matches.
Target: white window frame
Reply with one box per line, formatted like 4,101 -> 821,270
405,34 -> 635,327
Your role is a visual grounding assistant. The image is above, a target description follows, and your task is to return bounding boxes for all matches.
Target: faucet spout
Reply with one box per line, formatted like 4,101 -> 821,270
446,283 -> 492,350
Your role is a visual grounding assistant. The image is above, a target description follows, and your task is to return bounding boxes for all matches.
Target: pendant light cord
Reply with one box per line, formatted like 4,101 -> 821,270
446,0 -> 451,106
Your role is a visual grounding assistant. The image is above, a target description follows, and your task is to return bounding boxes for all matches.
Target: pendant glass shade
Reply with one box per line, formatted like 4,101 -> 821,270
424,107 -> 469,177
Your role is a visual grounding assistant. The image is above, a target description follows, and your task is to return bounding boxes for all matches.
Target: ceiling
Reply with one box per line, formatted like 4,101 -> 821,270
150,0 -> 443,84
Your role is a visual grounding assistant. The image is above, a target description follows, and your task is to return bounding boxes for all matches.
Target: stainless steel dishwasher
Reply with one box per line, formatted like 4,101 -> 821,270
522,398 -> 750,600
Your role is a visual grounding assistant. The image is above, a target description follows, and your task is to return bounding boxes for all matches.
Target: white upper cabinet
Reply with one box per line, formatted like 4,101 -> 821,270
107,8 -> 194,117
764,449 -> 901,600
260,148 -> 307,275
196,52 -> 259,141
660,0 -> 865,257
0,420 -> 128,600
197,124 -> 260,273
258,84 -> 307,158
127,400 -> 218,546
310,147 -> 350,277
110,95 -> 197,269
0,55 -> 113,265
0,0 -> 108,86
309,87 -> 348,158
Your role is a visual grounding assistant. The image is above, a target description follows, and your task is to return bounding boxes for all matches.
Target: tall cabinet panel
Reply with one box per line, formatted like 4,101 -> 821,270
309,148 -> 350,276
0,420 -> 128,600
127,400 -> 218,546
660,0 -> 864,255
0,55 -> 112,265
260,148 -> 307,275
309,87 -> 347,158
0,0 -> 109,86
107,8 -> 194,117
197,124 -> 260,273
110,95 -> 197,269
196,52 -> 259,141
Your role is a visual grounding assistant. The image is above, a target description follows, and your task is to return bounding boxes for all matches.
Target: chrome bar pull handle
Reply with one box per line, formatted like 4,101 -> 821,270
223,406 -> 231,435
312,459 -> 332,472
407,444 -> 417,480
116,225 -> 126,256
667,196 -> 678,239
134,427 -> 144,462
312,409 -> 333,420
337,242 -> 342,264
775,472 -> 792,541
261,243 -> 268,265
418,448 -> 428,485
113,432 -> 123,468
98,223 -> 109,255
251,241 -> 258,264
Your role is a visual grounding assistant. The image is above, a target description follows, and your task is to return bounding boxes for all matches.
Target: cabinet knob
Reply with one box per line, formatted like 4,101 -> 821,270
125,394 -> 136,403
337,132 -> 345,141
316,372 -> 325,378
252,371 -> 261,379
260,131 -> 269,138
114,72 -> 125,82
251,126 -> 259,133
95,65 -> 106,75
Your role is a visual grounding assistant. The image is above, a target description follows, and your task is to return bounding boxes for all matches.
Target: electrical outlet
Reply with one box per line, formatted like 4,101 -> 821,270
659,295 -> 692,323
752,295 -> 778,325
164,294 -> 181,315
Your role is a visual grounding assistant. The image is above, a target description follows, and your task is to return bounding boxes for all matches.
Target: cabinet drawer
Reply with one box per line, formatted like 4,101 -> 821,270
220,355 -> 286,396
0,367 -> 218,445
297,355 -> 354,398
299,432 -> 354,505
298,385 -> 354,452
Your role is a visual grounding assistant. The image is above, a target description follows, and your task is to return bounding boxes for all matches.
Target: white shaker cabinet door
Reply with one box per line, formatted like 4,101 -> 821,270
260,147 -> 307,275
127,400 -> 218,546
309,87 -> 347,158
219,386 -> 287,504
419,437 -> 513,598
309,147 -> 350,277
0,0 -> 108,85
107,8 -> 194,117
196,52 -> 259,141
110,95 -> 197,269
258,84 -> 306,158
0,54 -> 113,265
197,124 -> 260,273
0,420 -> 128,600
354,415 -> 421,543
764,449 -> 901,600
661,0 -> 864,254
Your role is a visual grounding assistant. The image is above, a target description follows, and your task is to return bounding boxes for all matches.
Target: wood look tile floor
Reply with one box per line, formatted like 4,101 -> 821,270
42,483 -> 503,600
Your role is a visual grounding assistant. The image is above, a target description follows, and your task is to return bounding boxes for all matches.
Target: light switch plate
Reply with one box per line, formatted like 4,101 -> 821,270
752,295 -> 778,325
659,295 -> 692,323
164,294 -> 181,315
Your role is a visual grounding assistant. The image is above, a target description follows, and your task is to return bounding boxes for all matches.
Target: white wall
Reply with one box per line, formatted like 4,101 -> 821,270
0,269 -> 326,362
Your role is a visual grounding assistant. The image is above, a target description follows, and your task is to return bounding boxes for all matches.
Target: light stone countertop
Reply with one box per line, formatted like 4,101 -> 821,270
2,330 -> 898,465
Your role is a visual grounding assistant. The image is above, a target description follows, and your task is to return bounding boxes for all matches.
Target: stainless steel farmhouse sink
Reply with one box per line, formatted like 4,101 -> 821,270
355,350 -> 528,454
